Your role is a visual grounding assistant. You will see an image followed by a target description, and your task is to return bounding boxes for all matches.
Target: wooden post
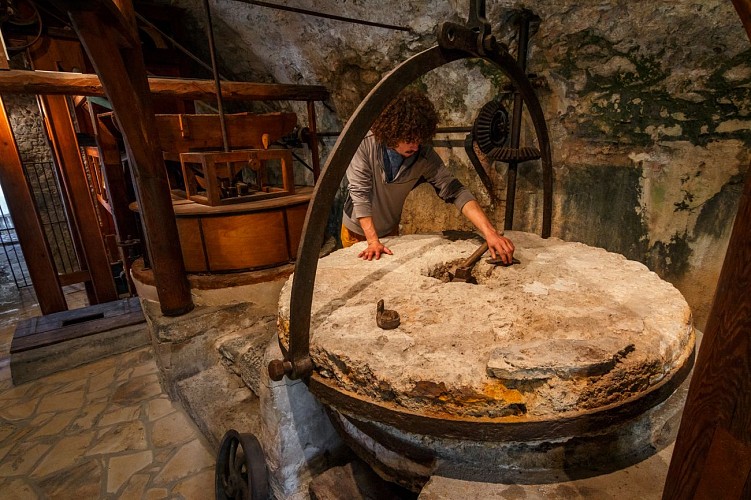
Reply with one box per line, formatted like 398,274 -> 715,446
663,6 -> 751,497
90,106 -> 140,295
663,158 -> 751,500
29,35 -> 118,304
65,5 -> 192,316
0,98 -> 67,314
38,95 -> 119,304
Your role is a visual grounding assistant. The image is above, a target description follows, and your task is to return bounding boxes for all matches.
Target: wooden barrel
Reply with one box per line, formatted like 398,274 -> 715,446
131,187 -> 312,273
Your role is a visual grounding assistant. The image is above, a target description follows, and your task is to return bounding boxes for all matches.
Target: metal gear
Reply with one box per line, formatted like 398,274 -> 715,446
471,100 -> 510,154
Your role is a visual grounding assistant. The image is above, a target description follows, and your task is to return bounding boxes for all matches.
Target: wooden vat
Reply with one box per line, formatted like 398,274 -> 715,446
131,187 -> 312,273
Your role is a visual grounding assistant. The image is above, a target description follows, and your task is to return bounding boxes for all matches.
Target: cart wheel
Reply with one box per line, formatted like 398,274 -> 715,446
215,429 -> 268,500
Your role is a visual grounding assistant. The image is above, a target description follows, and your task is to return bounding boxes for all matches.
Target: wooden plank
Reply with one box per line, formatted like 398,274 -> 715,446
156,113 -> 297,153
694,427 -> 751,499
0,98 -> 67,314
176,218 -> 208,273
0,69 -> 330,101
13,297 -> 140,338
69,7 -> 193,316
285,203 -> 309,260
732,0 -> 751,43
11,310 -> 145,353
57,269 -> 91,287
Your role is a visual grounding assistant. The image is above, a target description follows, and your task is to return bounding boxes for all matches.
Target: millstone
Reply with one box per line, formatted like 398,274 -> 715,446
279,232 -> 694,420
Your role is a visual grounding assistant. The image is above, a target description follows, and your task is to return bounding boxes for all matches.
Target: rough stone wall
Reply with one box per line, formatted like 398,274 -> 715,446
155,0 -> 750,328
2,55 -> 78,276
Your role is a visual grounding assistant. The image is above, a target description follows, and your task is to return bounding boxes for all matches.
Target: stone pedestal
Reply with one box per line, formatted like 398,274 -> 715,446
258,339 -> 345,499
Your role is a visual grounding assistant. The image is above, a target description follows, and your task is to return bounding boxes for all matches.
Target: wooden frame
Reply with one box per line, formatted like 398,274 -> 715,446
180,149 -> 295,206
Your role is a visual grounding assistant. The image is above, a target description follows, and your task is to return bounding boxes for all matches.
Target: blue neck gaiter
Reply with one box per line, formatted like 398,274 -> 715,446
383,146 -> 406,182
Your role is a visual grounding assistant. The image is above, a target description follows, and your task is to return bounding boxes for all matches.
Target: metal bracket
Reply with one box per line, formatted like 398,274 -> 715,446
439,0 -> 506,57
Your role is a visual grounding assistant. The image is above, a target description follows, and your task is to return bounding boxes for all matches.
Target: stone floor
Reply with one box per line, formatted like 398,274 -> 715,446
0,283 -> 215,499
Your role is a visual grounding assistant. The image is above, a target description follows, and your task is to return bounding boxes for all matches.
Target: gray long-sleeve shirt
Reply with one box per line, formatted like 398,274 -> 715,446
342,133 -> 476,237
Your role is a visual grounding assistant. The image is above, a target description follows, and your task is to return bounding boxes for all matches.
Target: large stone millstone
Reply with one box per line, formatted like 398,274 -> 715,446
277,232 -> 695,483
279,232 -> 693,418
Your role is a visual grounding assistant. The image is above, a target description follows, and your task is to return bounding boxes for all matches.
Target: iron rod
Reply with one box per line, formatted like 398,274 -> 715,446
202,0 -> 230,152
233,0 -> 412,32
316,126 -> 474,138
135,12 -> 230,81
504,11 -> 532,231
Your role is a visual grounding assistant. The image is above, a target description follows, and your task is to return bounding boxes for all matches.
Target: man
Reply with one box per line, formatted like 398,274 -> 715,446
341,88 -> 515,262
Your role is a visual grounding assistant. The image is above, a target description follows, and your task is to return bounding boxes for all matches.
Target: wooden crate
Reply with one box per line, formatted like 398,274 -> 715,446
180,149 -> 295,206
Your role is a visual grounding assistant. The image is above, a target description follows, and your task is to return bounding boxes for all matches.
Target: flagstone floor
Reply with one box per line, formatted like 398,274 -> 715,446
0,283 -> 216,499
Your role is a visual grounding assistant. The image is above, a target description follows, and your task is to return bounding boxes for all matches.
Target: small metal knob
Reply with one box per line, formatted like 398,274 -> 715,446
268,359 -> 292,381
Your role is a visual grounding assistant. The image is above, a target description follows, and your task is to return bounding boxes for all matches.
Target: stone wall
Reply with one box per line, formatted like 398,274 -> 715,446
2,54 -> 78,276
154,0 -> 750,328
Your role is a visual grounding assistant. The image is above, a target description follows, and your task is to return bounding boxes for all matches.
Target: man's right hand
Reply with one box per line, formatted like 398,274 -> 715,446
358,240 -> 393,261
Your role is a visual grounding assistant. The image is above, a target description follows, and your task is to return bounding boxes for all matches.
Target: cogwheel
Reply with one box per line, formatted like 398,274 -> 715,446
472,100 -> 510,154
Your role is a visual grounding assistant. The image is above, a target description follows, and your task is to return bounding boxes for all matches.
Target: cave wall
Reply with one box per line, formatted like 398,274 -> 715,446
156,0 -> 750,329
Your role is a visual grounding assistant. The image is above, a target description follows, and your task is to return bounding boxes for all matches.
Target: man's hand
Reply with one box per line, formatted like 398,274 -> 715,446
486,230 -> 515,264
460,200 -> 515,264
358,240 -> 393,261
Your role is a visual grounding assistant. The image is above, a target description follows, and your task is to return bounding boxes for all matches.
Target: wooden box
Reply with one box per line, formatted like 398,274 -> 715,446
180,149 -> 295,206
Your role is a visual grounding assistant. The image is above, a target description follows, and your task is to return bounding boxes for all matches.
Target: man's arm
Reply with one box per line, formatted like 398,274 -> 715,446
461,200 -> 515,264
357,216 -> 393,261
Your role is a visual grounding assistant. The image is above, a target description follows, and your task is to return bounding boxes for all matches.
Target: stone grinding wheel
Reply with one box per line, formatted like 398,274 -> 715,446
278,233 -> 695,423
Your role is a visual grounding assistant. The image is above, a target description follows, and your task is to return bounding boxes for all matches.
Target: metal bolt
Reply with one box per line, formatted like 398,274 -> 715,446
268,359 -> 292,381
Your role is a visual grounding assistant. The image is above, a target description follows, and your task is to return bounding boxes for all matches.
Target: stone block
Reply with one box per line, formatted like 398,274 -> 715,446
142,300 -> 258,343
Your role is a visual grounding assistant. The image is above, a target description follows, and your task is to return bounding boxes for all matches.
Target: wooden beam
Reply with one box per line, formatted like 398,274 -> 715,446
663,155 -> 751,500
38,95 -> 119,304
664,8 -> 751,498
29,36 -> 118,304
0,69 -> 330,101
68,7 -> 193,316
0,98 -> 67,314
732,0 -> 751,43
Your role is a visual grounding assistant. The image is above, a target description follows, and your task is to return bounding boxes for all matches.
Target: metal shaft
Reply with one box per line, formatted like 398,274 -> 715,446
459,241 -> 489,269
234,0 -> 411,32
203,0 -> 230,152
504,11 -> 532,231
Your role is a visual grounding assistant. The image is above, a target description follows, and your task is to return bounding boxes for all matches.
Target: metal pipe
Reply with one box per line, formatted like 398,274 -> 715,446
316,126 -> 474,138
202,0 -> 230,152
504,11 -> 532,231
135,12 -> 230,81
233,0 -> 412,32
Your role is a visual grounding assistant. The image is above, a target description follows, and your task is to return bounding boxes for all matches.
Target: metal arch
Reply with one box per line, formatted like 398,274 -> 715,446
278,27 -> 553,381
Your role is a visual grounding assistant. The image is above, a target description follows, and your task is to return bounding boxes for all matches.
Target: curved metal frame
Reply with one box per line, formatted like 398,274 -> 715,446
275,21 -> 553,381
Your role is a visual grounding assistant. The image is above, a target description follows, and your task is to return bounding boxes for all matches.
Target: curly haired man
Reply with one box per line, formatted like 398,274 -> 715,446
341,88 -> 515,262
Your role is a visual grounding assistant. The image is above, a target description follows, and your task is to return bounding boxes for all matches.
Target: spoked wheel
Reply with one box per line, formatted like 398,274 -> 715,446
215,430 -> 269,500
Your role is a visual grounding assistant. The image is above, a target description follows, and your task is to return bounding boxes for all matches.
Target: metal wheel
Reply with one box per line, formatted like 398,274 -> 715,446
215,430 -> 268,500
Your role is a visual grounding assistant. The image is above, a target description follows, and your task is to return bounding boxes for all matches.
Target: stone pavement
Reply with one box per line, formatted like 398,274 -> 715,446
0,283 -> 216,499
